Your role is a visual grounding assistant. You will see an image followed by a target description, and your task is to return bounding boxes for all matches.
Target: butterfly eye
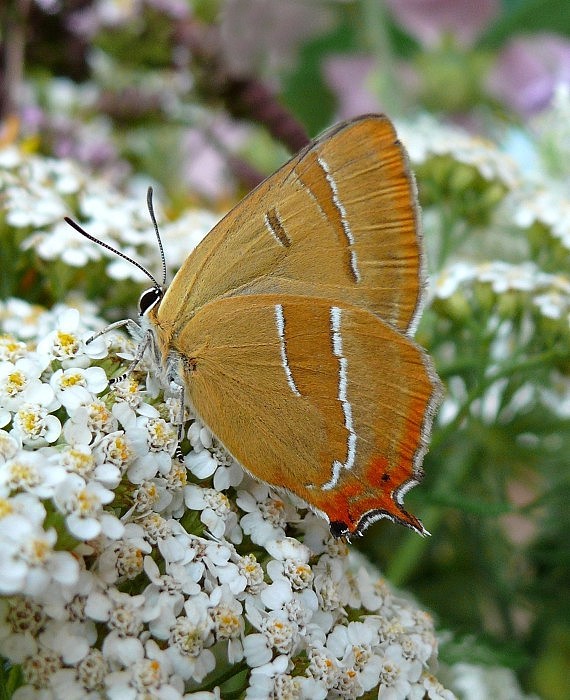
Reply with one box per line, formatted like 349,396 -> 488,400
138,287 -> 163,316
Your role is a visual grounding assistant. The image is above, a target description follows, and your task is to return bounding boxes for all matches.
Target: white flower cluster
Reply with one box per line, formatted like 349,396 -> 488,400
0,299 -> 455,698
397,115 -> 520,188
0,143 -> 218,281
398,101 -> 570,356
500,89 -> 570,253
397,97 -> 570,324
432,261 -> 570,426
433,260 -> 570,322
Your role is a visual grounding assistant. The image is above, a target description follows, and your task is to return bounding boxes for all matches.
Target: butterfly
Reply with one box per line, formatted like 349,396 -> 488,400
66,114 -> 442,538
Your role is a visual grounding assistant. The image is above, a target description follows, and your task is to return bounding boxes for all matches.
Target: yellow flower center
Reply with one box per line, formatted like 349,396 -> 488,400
9,461 -> 39,487
60,372 -> 84,389
29,538 -> 50,563
55,331 -> 79,356
17,409 -> 41,434
76,489 -> 97,515
68,449 -> 94,475
5,371 -> 27,396
0,499 -> 15,518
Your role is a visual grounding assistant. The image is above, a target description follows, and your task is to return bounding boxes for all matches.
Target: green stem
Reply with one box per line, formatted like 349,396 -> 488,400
192,661 -> 249,694
360,0 -> 402,114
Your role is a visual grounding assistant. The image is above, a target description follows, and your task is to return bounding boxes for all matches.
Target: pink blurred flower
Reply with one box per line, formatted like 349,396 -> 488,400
323,56 -> 381,120
182,116 -> 250,201
488,33 -> 570,116
386,0 -> 499,48
220,0 -> 332,76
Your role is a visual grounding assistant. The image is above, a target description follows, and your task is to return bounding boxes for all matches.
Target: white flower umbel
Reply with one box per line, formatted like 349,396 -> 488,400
0,297 -> 456,697
1,140 -> 217,288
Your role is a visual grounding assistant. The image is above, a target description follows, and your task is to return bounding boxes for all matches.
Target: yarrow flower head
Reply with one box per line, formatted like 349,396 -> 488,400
0,296 -> 456,698
0,140 -> 218,304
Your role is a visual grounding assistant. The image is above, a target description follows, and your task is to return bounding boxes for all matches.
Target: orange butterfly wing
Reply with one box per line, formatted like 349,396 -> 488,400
171,294 -> 440,536
157,115 -> 422,338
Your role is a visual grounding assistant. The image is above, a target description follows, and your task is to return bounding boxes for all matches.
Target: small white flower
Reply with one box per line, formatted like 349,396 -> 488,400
53,473 -> 123,540
11,403 -> 62,446
0,336 -> 28,363
145,415 -> 178,453
0,448 -> 67,498
36,308 -> 106,367
50,647 -> 108,698
327,621 -> 382,692
39,569 -> 100,623
416,671 -> 457,699
0,357 -> 54,412
50,366 -> 108,410
244,595 -> 301,667
237,481 -> 297,546
111,374 -> 147,409
165,597 -> 216,682
167,535 -> 225,577
245,655 -> 302,700
0,511 -> 79,596
92,430 -> 136,471
138,512 -> 170,545
184,484 -> 238,539
208,585 -> 244,662
55,443 -> 121,488
0,596 -> 48,662
354,567 -> 388,612
306,645 -> 340,690
377,644 -> 417,699
312,555 -> 351,613
87,587 -> 150,666
98,523 -> 152,583
132,478 -> 172,514
63,399 -> 118,445
187,424 -> 244,491
105,639 -> 184,700
0,429 -> 19,463
332,665 -> 363,698
236,553 -> 265,596
122,412 -> 175,484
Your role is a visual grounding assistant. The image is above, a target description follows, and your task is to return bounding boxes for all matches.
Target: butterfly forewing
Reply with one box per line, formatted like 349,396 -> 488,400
158,115 -> 422,339
167,294 -> 439,535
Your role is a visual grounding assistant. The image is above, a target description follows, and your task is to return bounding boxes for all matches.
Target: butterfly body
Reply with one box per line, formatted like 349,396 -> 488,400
140,115 -> 441,538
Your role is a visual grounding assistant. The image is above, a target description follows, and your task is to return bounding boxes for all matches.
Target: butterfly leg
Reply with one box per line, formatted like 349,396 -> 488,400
85,318 -> 141,344
170,380 -> 186,463
109,331 -> 152,385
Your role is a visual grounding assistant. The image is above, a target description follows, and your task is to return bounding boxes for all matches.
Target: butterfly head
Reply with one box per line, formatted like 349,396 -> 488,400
138,285 -> 164,317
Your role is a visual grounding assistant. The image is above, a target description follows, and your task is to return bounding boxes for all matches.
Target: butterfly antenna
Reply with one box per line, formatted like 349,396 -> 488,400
146,186 -> 167,286
64,206 -> 163,289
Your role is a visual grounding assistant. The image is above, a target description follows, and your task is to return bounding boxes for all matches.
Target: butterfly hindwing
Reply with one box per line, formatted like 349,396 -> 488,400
171,294 -> 440,535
